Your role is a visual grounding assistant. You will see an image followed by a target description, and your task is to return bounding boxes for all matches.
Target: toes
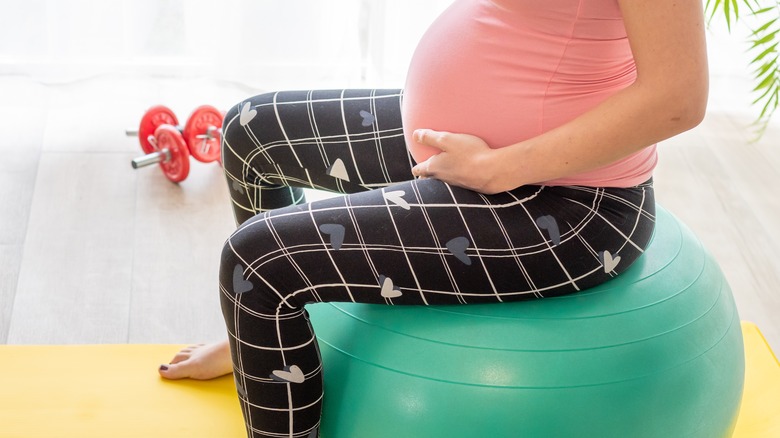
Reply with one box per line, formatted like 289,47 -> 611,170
157,342 -> 233,381
169,352 -> 192,365
158,362 -> 190,380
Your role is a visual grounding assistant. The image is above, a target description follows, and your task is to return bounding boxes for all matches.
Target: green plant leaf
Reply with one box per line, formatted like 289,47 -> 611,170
752,73 -> 776,91
750,30 -> 779,48
752,6 -> 777,16
707,0 -> 721,21
745,0 -> 763,14
751,58 -> 777,77
752,77 -> 777,102
706,0 -> 778,138
756,87 -> 778,119
724,0 -> 733,30
749,43 -> 778,65
751,17 -> 777,35
706,0 -> 721,24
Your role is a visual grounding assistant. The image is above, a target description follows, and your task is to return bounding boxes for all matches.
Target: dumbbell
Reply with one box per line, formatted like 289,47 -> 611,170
133,124 -> 192,183
127,105 -> 223,182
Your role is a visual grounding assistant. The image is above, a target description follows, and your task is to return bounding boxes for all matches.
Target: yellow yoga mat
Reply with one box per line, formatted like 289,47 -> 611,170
733,322 -> 780,437
0,322 -> 777,438
0,344 -> 245,437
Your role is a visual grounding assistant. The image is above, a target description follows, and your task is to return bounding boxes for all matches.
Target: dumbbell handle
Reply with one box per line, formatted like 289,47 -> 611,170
131,149 -> 171,169
200,126 -> 222,135
195,126 -> 223,141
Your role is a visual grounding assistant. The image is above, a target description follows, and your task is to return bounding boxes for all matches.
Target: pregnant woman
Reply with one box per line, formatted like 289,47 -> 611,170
159,1 -> 708,437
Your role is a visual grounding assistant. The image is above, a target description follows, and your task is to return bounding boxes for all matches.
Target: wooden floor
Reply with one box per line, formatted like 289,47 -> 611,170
1,74 -> 778,354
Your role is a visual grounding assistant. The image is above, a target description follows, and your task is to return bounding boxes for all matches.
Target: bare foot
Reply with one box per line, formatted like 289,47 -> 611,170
158,339 -> 233,380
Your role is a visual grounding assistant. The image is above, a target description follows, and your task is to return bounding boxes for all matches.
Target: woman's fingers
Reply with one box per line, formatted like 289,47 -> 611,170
410,130 -> 501,192
412,158 -> 434,178
413,129 -> 449,152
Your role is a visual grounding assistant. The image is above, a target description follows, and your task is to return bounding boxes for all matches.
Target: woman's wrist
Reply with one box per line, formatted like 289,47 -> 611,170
486,143 -> 531,193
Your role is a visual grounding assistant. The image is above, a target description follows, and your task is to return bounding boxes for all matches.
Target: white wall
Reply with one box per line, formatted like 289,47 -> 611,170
0,0 -> 771,121
0,0 -> 451,88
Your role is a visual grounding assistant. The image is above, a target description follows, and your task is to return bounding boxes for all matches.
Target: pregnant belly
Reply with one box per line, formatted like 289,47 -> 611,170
401,3 -> 545,164
402,55 -> 546,165
400,0 -> 652,187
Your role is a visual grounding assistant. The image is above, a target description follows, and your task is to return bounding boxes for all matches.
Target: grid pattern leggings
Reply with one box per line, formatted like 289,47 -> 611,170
218,89 -> 656,438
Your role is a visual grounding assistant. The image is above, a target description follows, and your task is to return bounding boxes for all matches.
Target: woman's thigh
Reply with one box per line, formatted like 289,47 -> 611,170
221,178 -> 656,311
221,89 -> 413,223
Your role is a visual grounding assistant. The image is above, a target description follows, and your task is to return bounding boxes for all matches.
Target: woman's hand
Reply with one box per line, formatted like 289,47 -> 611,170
411,129 -> 510,194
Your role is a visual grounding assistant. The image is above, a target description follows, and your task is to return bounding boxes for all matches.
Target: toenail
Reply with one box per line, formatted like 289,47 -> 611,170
159,364 -> 169,371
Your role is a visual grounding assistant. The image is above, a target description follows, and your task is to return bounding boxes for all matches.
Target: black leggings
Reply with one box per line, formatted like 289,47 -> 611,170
219,89 -> 656,438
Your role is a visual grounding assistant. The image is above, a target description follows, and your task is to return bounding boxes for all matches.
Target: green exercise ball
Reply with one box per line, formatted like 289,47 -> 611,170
306,205 -> 745,438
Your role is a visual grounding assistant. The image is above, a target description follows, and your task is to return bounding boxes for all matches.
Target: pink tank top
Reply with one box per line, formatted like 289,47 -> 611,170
402,0 -> 656,187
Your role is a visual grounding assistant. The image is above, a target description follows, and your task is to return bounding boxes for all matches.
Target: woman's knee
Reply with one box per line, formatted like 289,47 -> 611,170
220,218 -> 264,293
221,92 -> 278,167
219,217 -> 292,311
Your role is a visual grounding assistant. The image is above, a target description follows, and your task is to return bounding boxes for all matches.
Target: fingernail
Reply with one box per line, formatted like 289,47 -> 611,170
159,364 -> 169,371
414,130 -> 423,142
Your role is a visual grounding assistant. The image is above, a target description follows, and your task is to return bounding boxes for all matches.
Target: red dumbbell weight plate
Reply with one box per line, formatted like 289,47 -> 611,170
183,105 -> 223,163
154,125 -> 190,183
138,105 -> 179,155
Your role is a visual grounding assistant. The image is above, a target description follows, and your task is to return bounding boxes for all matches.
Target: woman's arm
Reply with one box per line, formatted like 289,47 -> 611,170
411,0 -> 709,194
